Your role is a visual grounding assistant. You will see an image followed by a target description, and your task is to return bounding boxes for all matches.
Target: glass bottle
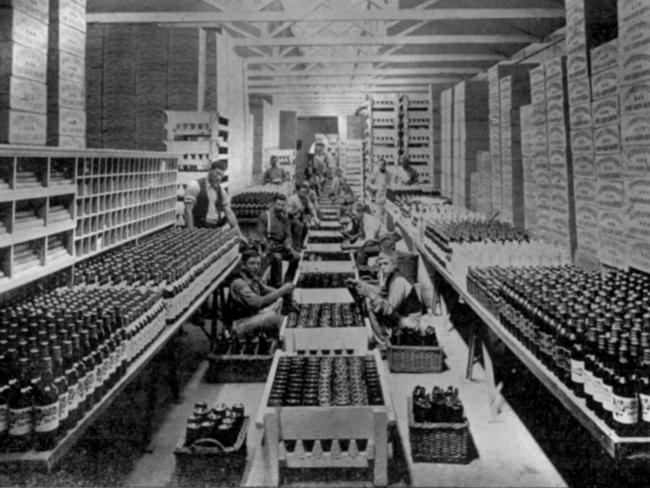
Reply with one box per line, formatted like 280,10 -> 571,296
33,357 -> 60,451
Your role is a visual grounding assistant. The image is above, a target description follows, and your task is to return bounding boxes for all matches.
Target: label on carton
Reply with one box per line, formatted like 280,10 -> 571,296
620,82 -> 650,116
51,79 -> 85,110
547,100 -> 566,124
546,78 -> 565,104
627,239 -> 650,273
52,23 -> 85,58
575,203 -> 599,228
622,114 -> 650,145
597,179 -> 625,208
548,124 -> 568,147
618,1 -> 650,25
596,153 -> 623,179
568,77 -> 591,104
545,57 -> 566,80
626,205 -> 650,241
619,18 -> 650,55
531,103 -> 547,127
599,237 -> 628,271
0,110 -> 46,145
599,209 -> 627,240
574,178 -> 597,203
52,107 -> 85,137
573,152 -> 596,178
577,225 -> 599,252
625,177 -> 650,207
620,50 -> 650,85
533,127 -> 547,151
590,39 -> 618,74
55,0 -> 86,32
530,66 -> 545,87
536,171 -> 550,189
51,50 -> 84,83
0,76 -> 46,113
569,101 -> 592,128
0,42 -> 47,83
567,50 -> 589,81
592,96 -> 619,127
549,171 -> 569,192
0,9 -> 48,51
548,147 -> 567,168
570,129 -> 594,154
622,145 -> 650,175
594,124 -> 621,154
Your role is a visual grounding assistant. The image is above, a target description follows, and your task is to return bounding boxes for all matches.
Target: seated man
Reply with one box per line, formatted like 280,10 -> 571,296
262,156 -> 288,185
228,250 -> 295,336
343,203 -> 401,269
351,249 -> 423,343
256,193 -> 301,288
287,181 -> 320,248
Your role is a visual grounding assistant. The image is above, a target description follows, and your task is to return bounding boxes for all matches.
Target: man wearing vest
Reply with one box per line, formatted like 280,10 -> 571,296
256,193 -> 301,288
286,181 -> 320,249
184,160 -> 245,241
229,250 -> 295,336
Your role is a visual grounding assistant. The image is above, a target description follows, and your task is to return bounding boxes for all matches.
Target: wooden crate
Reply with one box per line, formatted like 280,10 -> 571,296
292,287 -> 355,304
205,340 -> 277,383
256,350 -> 394,487
304,242 -> 344,253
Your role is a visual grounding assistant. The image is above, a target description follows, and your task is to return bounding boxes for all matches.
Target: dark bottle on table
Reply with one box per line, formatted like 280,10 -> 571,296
33,357 -> 60,451
52,346 -> 69,438
601,339 -> 618,426
7,358 -> 33,452
0,350 -> 10,449
612,344 -> 639,437
62,340 -> 79,430
72,334 -> 88,418
638,348 -> 650,436
591,335 -> 608,419
583,329 -> 599,413
569,317 -> 585,397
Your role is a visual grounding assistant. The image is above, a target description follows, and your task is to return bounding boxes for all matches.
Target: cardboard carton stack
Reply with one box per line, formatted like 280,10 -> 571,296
439,88 -> 453,200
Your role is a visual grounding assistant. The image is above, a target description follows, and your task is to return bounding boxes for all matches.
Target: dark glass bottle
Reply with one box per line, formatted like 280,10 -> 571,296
569,317 -> 585,397
7,358 -> 33,452
62,340 -> 79,430
52,346 -> 69,437
638,348 -> 650,436
612,344 -> 639,437
33,357 -> 60,451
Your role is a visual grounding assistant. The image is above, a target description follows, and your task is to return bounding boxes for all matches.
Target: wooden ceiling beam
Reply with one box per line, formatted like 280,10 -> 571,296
248,77 -> 458,87
249,86 -> 432,94
248,66 -> 482,77
87,9 -> 564,24
245,53 -> 505,64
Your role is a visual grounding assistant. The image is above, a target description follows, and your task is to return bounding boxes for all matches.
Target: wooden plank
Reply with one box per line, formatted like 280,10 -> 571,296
246,54 -> 506,65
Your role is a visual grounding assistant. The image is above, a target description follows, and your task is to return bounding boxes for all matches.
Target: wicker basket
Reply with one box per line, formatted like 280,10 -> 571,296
407,398 -> 470,464
387,342 -> 445,373
205,340 -> 277,383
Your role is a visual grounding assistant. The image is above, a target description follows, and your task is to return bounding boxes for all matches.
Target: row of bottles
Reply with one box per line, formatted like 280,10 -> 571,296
231,191 -> 276,220
215,330 -> 273,356
412,385 -> 465,424
185,402 -> 246,448
0,287 -> 165,452
467,265 -> 650,437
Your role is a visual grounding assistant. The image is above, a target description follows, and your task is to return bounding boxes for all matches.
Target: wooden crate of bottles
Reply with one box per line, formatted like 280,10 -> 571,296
256,350 -> 393,487
206,333 -> 277,383
298,249 -> 355,274
408,386 -> 471,464
387,327 -> 445,373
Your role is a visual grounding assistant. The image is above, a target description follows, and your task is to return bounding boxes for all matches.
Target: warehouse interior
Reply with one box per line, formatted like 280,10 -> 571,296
0,0 -> 649,487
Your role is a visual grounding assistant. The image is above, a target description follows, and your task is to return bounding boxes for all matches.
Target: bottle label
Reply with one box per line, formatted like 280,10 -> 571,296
77,376 -> 86,403
0,403 -> 8,433
584,369 -> 594,395
59,390 -> 69,422
613,394 -> 639,425
570,359 -> 585,384
94,364 -> 103,391
34,402 -> 59,433
85,370 -> 95,395
67,383 -> 78,412
592,376 -> 604,404
9,406 -> 33,436
554,345 -> 571,373
601,383 -> 614,412
640,394 -> 650,423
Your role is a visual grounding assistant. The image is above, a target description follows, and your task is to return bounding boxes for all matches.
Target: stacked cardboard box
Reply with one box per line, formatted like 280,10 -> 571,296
488,66 -> 502,214
85,24 -> 103,148
167,28 -> 200,110
47,0 -> 86,148
475,150 -> 492,217
499,67 -> 534,227
618,1 -> 650,274
439,88 -> 453,199
0,3 -> 48,145
520,105 -> 537,231
403,93 -> 434,185
452,81 -> 489,209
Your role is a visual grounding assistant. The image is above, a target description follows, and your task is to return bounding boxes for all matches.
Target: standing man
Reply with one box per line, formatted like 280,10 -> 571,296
183,160 -> 246,242
313,138 -> 333,192
229,250 -> 295,336
256,193 -> 301,288
397,155 -> 419,185
287,181 -> 320,248
262,155 -> 288,185
366,159 -> 391,224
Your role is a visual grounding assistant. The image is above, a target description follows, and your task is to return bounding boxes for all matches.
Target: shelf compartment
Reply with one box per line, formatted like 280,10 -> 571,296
46,231 -> 74,265
0,156 -> 13,191
12,237 -> 45,275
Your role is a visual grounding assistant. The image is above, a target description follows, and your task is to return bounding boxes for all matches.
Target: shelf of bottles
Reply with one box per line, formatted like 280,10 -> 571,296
0,146 -> 179,296
467,265 -> 650,458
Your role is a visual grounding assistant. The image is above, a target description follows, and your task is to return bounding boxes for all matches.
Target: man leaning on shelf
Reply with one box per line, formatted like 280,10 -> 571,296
183,160 -> 246,243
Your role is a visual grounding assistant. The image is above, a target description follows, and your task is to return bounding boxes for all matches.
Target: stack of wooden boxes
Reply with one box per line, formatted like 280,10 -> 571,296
0,2 -> 49,145
439,88 -> 453,199
475,150 -> 492,217
618,1 -> 650,274
85,24 -> 102,148
488,66 -> 501,215
452,81 -> 489,209
167,28 -> 200,111
402,93 -> 434,185
47,0 -> 86,148
519,105 -> 536,231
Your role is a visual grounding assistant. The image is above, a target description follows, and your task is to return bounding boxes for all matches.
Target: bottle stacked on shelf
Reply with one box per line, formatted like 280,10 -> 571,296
467,265 -> 650,437
215,330 -> 273,356
424,219 -> 570,287
412,385 -> 465,423
286,303 -> 364,329
230,189 -> 277,220
185,402 -> 246,448
392,326 -> 439,347
386,188 -> 441,202
307,235 -> 344,244
74,227 -> 239,321
0,287 -> 165,452
296,273 -> 355,289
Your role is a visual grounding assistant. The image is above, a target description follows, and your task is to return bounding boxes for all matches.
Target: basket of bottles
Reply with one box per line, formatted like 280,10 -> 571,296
387,327 -> 445,373
174,402 -> 248,478
408,386 -> 470,464
206,332 -> 277,383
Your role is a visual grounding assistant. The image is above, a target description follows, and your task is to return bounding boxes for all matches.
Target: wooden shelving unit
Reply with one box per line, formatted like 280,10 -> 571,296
402,93 -> 434,185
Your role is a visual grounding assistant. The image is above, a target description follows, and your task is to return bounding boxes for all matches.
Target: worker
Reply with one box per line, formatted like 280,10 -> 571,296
228,250 -> 295,336
313,138 -> 333,192
256,193 -> 301,288
183,160 -> 246,241
329,168 -> 354,203
397,155 -> 419,185
304,159 -> 320,196
287,181 -> 320,248
351,249 -> 423,343
366,158 -> 391,224
262,155 -> 288,185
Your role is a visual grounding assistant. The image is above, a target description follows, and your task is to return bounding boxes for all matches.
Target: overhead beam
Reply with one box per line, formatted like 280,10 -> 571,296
245,53 -> 505,64
232,34 -> 538,47
87,9 -> 565,24
248,77 -> 459,87
249,86 -> 431,94
248,67 -> 482,77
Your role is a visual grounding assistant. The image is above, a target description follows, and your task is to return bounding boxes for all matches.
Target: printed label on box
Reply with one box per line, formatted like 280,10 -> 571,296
550,188 -> 570,208
571,129 -> 594,154
591,68 -> 618,100
577,225 -> 599,253
599,209 -> 627,240
545,57 -> 566,80
598,237 -> 628,271
0,42 -> 47,83
568,77 -> 591,104
592,96 -> 619,127
0,76 -> 46,113
531,103 -> 547,127
0,9 -> 48,51
618,1 -> 650,25
574,152 -> 596,178
52,23 -> 85,58
570,102 -> 593,128
547,100 -> 567,124
622,145 -> 650,175
568,51 -> 589,81
596,153 -> 624,179
621,114 -> 650,145
620,50 -> 650,85
574,178 -> 597,203
52,51 -> 84,84
548,124 -> 568,147
55,0 -> 86,32
576,203 -> 599,228
620,82 -> 650,116
594,124 -> 621,154
619,18 -> 650,55
627,239 -> 650,273
590,39 -> 618,74
625,177 -> 650,207
546,78 -> 565,103
530,66 -> 545,86
597,179 -> 626,208
548,147 -> 568,168
626,205 -> 650,241
51,79 -> 85,110
0,110 -> 46,145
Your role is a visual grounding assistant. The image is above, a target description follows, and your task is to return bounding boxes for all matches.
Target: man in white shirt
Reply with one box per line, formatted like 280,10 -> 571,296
286,181 -> 320,248
366,159 -> 391,224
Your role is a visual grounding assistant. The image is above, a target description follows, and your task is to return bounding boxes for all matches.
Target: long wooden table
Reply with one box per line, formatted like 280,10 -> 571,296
0,257 -> 241,471
387,203 -> 650,462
